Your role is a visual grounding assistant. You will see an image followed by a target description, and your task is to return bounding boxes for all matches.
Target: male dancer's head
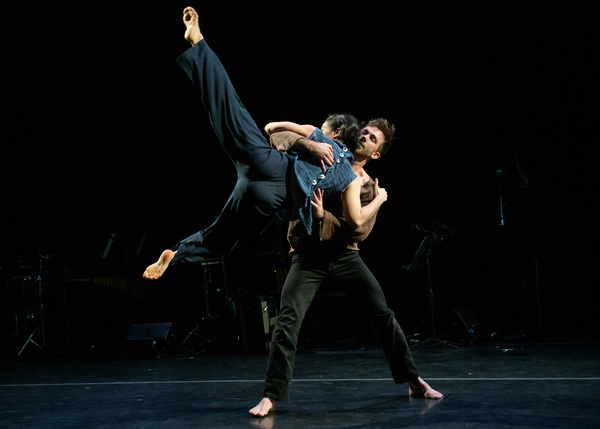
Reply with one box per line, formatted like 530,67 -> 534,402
321,114 -> 395,157
360,118 -> 395,156
344,118 -> 396,165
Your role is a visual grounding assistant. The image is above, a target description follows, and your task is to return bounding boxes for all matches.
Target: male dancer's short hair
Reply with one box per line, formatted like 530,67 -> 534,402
367,118 -> 395,155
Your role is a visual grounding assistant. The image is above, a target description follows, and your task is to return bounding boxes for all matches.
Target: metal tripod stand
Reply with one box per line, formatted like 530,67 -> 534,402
175,256 -> 232,355
404,233 -> 458,349
17,258 -> 47,357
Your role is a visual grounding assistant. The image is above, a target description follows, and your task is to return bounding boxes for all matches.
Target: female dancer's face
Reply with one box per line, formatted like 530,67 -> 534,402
320,121 -> 338,140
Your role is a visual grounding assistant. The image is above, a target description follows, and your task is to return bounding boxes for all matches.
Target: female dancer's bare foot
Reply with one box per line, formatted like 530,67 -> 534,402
183,7 -> 204,46
143,249 -> 176,280
249,397 -> 275,417
409,377 -> 444,399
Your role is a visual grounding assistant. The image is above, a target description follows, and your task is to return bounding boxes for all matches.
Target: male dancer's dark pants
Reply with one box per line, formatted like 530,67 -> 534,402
264,248 -> 420,401
173,41 -> 292,263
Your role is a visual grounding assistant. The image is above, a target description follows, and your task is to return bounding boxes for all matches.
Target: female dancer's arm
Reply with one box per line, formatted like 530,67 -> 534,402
341,178 -> 387,230
264,121 -> 315,137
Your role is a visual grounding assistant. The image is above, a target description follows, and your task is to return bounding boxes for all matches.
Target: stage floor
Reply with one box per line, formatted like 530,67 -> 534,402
1,341 -> 599,428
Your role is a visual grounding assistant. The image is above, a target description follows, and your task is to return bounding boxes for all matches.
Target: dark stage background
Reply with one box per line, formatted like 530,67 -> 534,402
2,2 -> 598,355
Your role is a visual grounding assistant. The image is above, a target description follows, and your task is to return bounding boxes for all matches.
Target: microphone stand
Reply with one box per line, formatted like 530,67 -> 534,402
497,169 -> 504,227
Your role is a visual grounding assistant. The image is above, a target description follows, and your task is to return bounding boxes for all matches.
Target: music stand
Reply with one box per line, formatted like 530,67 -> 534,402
16,255 -> 67,358
17,258 -> 46,357
403,235 -> 458,349
174,256 -> 232,356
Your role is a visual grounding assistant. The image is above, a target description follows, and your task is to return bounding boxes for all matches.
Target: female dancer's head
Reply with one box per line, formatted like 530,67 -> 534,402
321,113 -> 361,144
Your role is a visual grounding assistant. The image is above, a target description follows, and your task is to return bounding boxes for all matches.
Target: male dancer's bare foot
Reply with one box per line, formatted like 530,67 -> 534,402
143,249 -> 176,280
249,397 -> 275,417
183,7 -> 204,46
408,377 -> 443,399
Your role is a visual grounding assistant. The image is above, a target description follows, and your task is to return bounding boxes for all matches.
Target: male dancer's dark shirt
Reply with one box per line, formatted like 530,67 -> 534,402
288,176 -> 378,254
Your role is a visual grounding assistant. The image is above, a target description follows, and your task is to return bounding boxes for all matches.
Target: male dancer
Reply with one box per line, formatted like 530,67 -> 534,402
144,8 -> 372,280
249,121 -> 443,417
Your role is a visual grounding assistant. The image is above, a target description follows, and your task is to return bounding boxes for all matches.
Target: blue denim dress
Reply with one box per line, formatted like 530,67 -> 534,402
285,128 -> 356,234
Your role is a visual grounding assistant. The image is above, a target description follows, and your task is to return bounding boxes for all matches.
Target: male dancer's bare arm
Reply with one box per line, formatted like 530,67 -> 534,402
269,130 -> 334,168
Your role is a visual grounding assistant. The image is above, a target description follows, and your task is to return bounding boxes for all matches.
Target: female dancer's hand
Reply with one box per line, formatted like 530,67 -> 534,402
311,188 -> 325,220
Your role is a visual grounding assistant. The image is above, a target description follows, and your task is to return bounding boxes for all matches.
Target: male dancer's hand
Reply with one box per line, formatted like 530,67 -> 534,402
374,178 -> 388,203
305,141 -> 334,171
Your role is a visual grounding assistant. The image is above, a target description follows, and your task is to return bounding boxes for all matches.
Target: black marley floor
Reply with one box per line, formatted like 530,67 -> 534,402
1,339 -> 599,429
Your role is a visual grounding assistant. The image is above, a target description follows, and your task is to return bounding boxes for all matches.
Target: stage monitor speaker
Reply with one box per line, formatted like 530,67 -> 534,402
126,323 -> 172,341
126,323 -> 174,356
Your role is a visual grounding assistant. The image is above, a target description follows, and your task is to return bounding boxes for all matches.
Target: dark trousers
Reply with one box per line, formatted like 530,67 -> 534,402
172,41 -> 292,264
264,249 -> 420,401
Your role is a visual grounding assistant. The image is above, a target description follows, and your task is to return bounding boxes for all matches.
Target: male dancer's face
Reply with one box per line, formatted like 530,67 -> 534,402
350,126 -> 384,159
